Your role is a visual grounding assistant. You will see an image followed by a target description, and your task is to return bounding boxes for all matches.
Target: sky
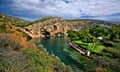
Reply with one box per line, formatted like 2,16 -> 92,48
0,0 -> 120,22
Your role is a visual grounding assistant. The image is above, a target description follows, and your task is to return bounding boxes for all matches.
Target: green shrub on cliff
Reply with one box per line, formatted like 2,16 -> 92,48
0,33 -> 73,72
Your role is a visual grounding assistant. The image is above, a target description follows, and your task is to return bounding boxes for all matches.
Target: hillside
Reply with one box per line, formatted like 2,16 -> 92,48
0,13 -> 120,72
0,33 -> 72,72
67,24 -> 120,72
0,14 -> 73,72
22,17 -> 119,38
0,13 -> 30,27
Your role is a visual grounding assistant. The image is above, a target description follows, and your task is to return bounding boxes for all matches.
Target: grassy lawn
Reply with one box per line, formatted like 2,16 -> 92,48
74,40 -> 105,53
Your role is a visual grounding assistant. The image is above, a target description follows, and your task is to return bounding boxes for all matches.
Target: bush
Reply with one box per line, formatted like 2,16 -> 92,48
0,24 -> 6,32
0,33 -> 36,50
22,48 -> 73,72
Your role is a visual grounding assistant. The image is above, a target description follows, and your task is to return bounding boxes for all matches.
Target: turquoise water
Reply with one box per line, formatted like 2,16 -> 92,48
35,36 -> 88,69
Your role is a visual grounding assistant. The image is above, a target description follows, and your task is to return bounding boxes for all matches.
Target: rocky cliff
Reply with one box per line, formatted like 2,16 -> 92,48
0,13 -> 118,38
22,17 -> 116,38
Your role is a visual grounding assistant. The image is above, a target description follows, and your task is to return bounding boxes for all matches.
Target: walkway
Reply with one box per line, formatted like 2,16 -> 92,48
69,41 -> 91,57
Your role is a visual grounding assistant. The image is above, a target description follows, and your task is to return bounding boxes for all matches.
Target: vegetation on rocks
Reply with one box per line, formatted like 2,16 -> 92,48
30,16 -> 55,24
0,13 -> 120,72
0,14 -> 73,72
0,33 -> 73,72
0,13 -> 30,27
68,24 -> 120,72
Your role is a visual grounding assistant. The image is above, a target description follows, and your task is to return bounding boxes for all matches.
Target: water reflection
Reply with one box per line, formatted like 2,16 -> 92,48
33,36 -> 85,69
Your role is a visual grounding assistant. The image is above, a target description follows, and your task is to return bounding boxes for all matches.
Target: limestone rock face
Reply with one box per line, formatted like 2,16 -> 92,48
22,18 -> 90,38
22,17 -> 113,38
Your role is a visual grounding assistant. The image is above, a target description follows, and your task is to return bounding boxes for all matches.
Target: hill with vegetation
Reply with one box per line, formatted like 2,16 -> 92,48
0,14 -> 73,72
22,16 -> 119,38
0,13 -> 120,72
68,24 -> 120,72
0,13 -> 31,27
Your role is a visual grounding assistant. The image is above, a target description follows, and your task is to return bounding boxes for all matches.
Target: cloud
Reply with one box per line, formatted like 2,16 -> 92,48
8,0 -> 120,21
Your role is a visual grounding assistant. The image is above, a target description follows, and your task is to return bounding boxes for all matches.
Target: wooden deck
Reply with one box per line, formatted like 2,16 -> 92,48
69,41 -> 91,57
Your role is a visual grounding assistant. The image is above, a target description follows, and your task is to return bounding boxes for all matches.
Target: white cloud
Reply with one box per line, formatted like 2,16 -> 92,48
10,0 -> 120,21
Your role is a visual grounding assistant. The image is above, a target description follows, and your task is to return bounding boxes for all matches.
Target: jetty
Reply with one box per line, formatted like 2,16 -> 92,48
69,41 -> 91,57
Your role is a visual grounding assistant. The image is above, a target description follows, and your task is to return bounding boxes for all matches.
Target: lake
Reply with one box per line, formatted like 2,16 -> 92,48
33,36 -> 89,69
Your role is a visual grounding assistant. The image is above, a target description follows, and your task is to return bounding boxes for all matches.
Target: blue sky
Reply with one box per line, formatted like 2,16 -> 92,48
0,0 -> 120,22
